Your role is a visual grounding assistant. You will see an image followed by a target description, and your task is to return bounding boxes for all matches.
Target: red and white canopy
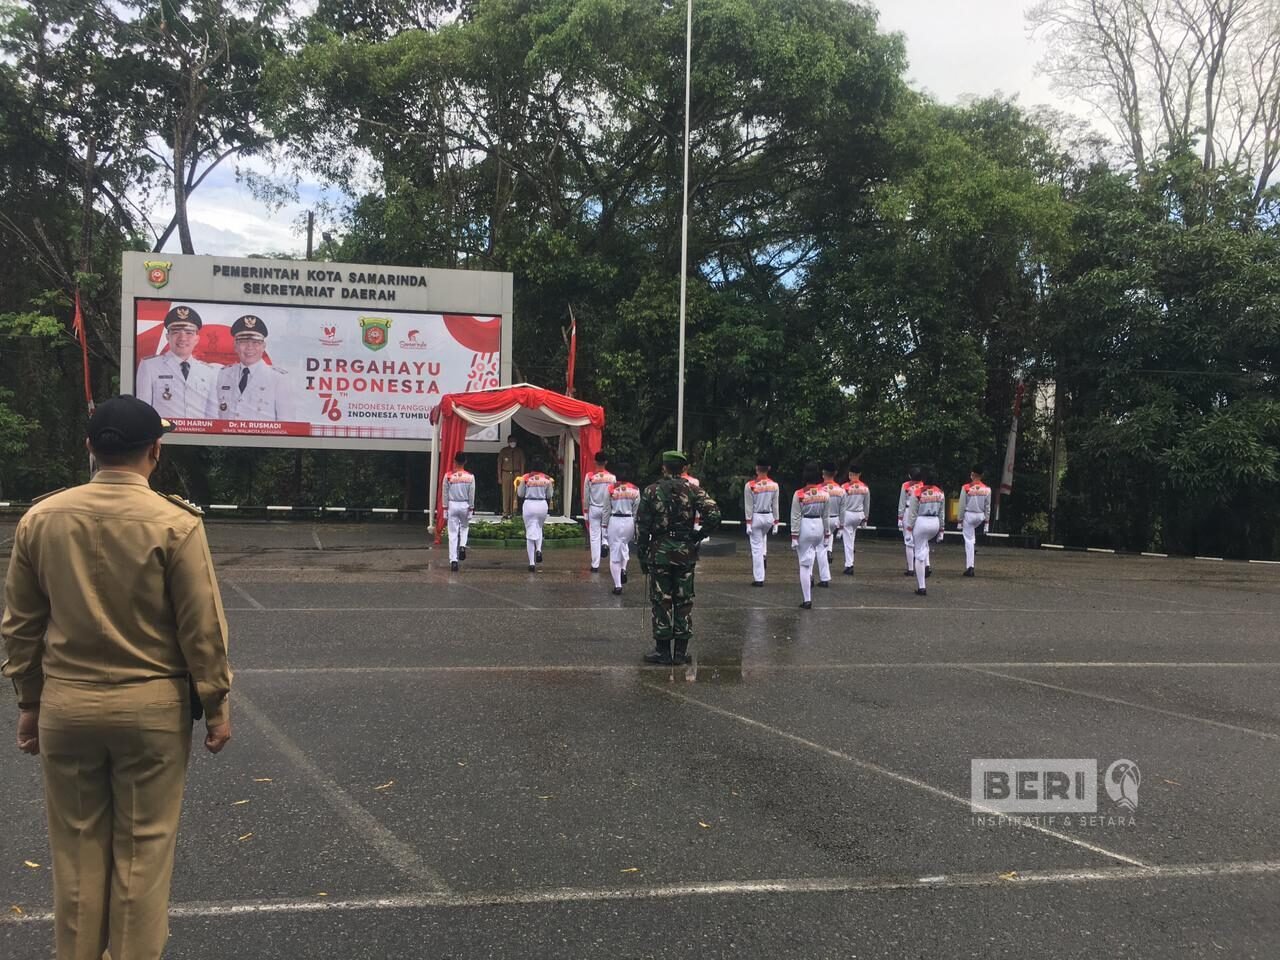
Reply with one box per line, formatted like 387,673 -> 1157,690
429,384 -> 605,541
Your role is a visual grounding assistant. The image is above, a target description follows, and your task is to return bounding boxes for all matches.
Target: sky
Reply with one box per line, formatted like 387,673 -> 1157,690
165,0 -> 1081,259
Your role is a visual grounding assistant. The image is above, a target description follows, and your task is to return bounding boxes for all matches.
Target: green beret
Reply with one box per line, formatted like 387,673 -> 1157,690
661,450 -> 689,466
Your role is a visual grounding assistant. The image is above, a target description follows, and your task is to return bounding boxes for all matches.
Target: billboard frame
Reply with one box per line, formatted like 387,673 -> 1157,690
120,252 -> 513,453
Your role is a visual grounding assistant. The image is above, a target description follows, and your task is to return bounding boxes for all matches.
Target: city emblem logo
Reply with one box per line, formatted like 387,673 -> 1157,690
144,260 -> 172,289
359,316 -> 392,352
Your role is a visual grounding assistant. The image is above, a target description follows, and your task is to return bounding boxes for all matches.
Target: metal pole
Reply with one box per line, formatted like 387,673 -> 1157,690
676,0 -> 693,451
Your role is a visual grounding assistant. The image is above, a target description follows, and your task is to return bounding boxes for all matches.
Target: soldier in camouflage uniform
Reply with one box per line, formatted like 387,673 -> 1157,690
635,451 -> 722,665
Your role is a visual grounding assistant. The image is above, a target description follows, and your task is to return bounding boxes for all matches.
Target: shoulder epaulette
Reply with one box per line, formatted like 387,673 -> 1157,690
160,492 -> 204,516
31,487 -> 67,504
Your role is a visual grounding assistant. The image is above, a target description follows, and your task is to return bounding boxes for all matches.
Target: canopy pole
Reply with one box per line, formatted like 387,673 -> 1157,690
428,415 -> 440,538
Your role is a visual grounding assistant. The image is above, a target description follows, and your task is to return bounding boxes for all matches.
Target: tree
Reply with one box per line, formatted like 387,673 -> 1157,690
1028,0 -> 1280,209
1044,152 -> 1280,556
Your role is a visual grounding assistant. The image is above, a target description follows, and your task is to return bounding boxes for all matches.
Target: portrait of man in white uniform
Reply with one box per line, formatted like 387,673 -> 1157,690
134,305 -> 219,417
207,314 -> 296,420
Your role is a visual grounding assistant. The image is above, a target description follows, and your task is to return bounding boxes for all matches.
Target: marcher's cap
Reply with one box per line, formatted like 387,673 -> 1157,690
231,315 -> 268,340
163,305 -> 202,330
661,450 -> 688,467
88,396 -> 173,453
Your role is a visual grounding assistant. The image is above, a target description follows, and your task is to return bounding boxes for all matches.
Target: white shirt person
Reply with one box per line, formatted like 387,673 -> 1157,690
135,306 -> 218,418
206,314 -> 297,421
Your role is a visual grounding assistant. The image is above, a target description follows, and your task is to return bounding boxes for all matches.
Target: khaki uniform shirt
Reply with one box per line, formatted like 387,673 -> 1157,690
498,446 -> 526,478
1,471 -> 232,724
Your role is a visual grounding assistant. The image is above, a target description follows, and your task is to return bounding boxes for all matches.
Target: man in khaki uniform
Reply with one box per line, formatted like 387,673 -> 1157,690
2,395 -> 233,960
497,434 -> 526,517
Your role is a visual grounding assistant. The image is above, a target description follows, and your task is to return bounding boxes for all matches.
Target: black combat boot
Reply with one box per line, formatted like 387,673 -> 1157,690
964,567 -> 975,577
450,560 -> 459,572
643,647 -> 673,665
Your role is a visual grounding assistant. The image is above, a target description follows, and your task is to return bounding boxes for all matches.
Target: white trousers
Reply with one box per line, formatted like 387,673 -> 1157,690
607,516 -> 635,588
912,517 -> 940,590
747,514 -> 773,582
447,502 -> 470,563
523,500 -> 548,565
902,521 -> 915,571
815,526 -> 832,583
962,513 -> 985,569
588,505 -> 608,568
796,517 -> 826,602
842,512 -> 865,568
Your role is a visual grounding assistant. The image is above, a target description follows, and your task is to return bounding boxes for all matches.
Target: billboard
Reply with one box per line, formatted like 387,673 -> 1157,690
121,252 -> 513,452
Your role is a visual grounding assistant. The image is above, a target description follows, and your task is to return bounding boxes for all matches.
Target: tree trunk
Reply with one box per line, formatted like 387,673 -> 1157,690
174,121 -> 195,255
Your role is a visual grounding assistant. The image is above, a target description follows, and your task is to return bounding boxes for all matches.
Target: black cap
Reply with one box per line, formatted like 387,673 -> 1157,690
163,305 -> 202,330
231,314 -> 268,339
88,396 -> 173,454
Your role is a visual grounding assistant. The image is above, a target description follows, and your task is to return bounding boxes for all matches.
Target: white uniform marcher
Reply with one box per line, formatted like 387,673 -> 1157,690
583,468 -> 616,571
906,484 -> 946,593
790,484 -> 830,606
516,472 -> 554,569
743,476 -> 781,584
208,362 -> 297,421
840,478 -> 870,572
898,479 -> 922,573
445,468 -> 476,566
135,352 -> 219,418
819,478 -> 843,577
959,479 -> 992,572
601,481 -> 640,590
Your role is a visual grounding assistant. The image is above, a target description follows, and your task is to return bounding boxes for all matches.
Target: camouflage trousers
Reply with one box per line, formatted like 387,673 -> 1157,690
648,563 -> 696,653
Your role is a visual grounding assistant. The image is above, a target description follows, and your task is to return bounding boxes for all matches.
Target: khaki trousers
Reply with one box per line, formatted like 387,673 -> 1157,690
500,473 -> 517,515
39,677 -> 192,960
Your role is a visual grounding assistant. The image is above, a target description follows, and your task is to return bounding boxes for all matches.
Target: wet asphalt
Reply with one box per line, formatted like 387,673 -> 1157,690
2,521 -> 1279,958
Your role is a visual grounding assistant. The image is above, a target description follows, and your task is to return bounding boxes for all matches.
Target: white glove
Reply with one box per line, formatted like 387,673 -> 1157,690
936,530 -> 945,544
897,517 -> 903,530
771,523 -> 779,536
790,537 -> 798,552
983,524 -> 989,535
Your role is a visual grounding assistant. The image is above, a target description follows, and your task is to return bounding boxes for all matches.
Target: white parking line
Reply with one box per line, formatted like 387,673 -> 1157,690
9,860 -> 1280,923
225,582 -> 265,611
217,604 -> 1272,615
231,661 -> 1280,676
963,667 -> 1280,741
235,693 -> 451,893
644,684 -> 1147,868
451,580 -> 537,610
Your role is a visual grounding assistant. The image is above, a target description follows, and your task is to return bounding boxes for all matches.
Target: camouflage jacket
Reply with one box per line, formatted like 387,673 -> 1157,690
635,476 -> 721,568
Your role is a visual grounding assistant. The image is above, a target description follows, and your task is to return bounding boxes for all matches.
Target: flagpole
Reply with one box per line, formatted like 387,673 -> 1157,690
676,0 -> 692,451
